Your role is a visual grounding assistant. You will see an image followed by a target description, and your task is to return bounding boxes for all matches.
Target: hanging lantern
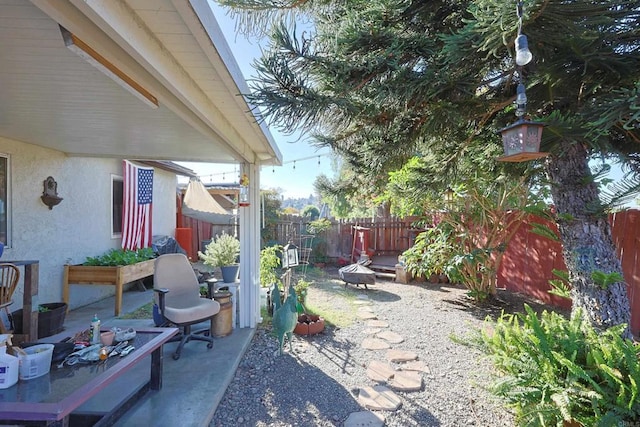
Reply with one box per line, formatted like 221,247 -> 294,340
443,186 -> 455,210
497,119 -> 547,162
282,241 -> 299,269
238,173 -> 250,207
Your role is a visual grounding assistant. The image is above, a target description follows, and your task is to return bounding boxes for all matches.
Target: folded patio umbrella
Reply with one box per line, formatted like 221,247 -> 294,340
182,179 -> 235,225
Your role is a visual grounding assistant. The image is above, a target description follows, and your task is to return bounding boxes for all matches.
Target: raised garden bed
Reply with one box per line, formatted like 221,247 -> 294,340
62,259 -> 155,316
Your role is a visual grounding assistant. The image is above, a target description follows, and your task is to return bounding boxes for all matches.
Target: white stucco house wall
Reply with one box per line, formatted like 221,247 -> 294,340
0,0 -> 282,327
0,138 -> 185,309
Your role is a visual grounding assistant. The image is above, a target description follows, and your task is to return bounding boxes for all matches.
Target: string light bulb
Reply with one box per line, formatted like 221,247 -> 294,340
515,1 -> 533,66
515,34 -> 532,66
515,82 -> 527,117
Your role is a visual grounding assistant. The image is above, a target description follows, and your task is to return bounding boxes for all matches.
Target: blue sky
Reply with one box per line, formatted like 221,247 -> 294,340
177,3 -> 333,199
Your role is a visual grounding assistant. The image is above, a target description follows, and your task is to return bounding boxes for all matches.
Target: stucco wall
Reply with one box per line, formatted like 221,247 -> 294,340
0,136 -> 177,311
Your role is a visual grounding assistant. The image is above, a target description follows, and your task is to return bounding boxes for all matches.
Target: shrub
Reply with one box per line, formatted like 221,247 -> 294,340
260,245 -> 282,288
477,305 -> 640,426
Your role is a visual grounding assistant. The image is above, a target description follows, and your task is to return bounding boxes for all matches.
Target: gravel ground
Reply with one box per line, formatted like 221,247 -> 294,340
210,269 -> 564,427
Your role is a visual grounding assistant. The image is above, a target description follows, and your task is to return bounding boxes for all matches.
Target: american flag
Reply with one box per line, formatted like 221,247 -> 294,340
122,160 -> 154,250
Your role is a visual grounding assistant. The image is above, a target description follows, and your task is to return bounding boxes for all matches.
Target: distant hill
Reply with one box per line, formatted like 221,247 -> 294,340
282,194 -> 320,211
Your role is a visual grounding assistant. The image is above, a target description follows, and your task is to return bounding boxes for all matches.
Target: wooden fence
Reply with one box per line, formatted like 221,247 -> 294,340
271,214 -> 422,261
178,215 -> 236,261
498,210 -> 640,334
180,209 -> 640,334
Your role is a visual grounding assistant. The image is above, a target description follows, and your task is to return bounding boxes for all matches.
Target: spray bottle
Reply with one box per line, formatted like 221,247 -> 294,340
0,334 -> 19,389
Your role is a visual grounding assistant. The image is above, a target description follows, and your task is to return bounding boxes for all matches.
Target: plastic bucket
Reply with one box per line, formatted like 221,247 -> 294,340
18,344 -> 54,380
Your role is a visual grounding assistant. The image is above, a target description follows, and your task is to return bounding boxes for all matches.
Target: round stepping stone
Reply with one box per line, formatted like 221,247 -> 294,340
367,360 -> 396,382
388,370 -> 423,392
386,349 -> 418,362
362,338 -> 391,350
357,311 -> 377,320
343,411 -> 385,427
376,330 -> 404,344
358,385 -> 402,411
400,360 -> 431,374
364,328 -> 382,335
365,320 -> 389,328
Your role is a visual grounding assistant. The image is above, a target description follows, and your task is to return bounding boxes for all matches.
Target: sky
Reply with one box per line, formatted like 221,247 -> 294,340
177,3 -> 334,199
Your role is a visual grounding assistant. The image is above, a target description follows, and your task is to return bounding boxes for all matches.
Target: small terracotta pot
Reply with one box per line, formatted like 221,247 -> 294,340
294,314 -> 325,336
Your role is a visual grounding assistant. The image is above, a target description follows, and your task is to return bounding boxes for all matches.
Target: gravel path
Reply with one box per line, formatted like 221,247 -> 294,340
209,269 -> 543,427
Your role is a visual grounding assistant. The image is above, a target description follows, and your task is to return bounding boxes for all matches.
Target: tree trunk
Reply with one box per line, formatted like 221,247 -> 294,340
545,141 -> 631,337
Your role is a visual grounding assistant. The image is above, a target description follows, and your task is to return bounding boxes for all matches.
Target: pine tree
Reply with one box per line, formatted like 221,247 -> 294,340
220,0 -> 640,335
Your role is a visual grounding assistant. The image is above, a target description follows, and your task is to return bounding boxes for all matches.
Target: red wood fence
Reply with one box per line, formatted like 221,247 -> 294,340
498,210 -> 640,334
180,207 -> 640,334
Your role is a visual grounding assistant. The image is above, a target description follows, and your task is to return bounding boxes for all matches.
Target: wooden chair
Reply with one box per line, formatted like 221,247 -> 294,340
0,263 -> 20,333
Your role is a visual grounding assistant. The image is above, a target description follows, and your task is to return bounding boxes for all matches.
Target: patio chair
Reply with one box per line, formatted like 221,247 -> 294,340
153,254 -> 220,360
0,263 -> 20,333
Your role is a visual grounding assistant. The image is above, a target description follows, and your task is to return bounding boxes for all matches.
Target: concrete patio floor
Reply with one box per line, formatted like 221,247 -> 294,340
41,287 -> 254,427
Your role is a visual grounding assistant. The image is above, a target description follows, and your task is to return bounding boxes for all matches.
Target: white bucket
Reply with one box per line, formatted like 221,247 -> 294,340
18,344 -> 54,380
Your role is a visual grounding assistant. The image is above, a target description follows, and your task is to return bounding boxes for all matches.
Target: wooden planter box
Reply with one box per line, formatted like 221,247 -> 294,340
63,259 -> 155,316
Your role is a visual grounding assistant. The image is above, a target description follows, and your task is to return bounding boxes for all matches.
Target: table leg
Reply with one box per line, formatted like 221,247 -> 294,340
22,263 -> 39,341
150,346 -> 163,390
114,277 -> 123,317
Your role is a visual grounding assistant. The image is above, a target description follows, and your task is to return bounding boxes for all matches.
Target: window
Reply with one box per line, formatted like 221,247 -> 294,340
0,155 -> 8,246
111,174 -> 123,237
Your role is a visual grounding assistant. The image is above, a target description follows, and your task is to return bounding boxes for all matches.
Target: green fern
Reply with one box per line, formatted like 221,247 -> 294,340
470,306 -> 640,426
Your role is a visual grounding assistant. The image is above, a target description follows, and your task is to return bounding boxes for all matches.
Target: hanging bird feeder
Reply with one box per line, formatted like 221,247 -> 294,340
497,1 -> 547,163
238,173 -> 250,207
497,119 -> 547,162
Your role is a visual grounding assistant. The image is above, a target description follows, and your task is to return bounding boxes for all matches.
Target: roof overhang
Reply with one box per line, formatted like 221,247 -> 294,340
0,0 -> 282,165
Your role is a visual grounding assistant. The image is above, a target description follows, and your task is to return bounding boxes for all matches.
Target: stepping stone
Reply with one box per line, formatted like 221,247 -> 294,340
353,300 -> 371,306
356,294 -> 370,300
357,306 -> 375,313
400,360 -> 431,374
388,370 -> 423,392
358,385 -> 402,411
366,360 -> 396,382
365,320 -> 389,328
376,330 -> 404,344
364,327 -> 382,335
357,311 -> 377,320
362,338 -> 391,350
386,349 -> 418,363
343,411 -> 385,427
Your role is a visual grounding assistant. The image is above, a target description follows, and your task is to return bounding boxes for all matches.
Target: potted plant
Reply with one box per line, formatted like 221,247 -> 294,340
11,302 -> 68,339
198,232 -> 241,283
291,279 -> 325,336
